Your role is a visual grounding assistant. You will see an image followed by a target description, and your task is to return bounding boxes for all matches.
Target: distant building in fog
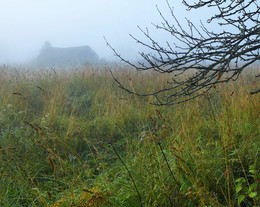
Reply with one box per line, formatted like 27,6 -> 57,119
32,41 -> 99,67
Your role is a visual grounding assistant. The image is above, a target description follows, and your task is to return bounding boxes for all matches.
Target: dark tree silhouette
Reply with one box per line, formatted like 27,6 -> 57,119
107,0 -> 260,105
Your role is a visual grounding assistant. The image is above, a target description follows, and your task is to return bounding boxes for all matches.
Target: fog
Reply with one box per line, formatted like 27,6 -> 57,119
0,0 -> 211,65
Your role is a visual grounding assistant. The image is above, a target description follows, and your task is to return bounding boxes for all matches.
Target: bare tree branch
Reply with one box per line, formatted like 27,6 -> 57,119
107,0 -> 260,105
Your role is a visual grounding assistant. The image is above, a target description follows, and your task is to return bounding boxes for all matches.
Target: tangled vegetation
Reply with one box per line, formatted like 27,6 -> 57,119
0,65 -> 259,206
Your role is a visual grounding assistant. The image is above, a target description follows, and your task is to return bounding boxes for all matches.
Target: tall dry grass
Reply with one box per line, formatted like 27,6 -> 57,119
0,65 -> 259,206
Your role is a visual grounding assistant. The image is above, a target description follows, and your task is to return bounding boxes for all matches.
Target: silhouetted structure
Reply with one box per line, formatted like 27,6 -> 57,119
34,41 -> 99,66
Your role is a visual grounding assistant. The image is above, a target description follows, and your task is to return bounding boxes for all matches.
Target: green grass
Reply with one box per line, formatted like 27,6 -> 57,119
0,65 -> 259,207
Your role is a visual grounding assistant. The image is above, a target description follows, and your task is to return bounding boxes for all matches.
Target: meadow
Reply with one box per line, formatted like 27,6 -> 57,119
0,65 -> 259,207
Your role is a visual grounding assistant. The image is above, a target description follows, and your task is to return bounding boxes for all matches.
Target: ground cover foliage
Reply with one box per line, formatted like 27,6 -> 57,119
0,66 -> 259,206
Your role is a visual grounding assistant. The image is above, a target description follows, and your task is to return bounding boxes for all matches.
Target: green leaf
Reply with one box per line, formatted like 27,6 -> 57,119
236,185 -> 242,193
238,195 -> 245,205
249,192 -> 257,198
249,183 -> 257,191
249,169 -> 255,175
249,165 -> 255,175
235,177 -> 245,183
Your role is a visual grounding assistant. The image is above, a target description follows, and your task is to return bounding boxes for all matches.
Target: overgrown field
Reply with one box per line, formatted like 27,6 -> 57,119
0,66 -> 259,207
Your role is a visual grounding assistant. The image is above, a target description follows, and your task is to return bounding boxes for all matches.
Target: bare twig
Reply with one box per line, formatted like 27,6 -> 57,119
106,0 -> 259,105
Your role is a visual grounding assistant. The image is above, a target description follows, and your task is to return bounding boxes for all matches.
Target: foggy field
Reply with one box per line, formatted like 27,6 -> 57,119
0,65 -> 259,206
1,0 -> 259,205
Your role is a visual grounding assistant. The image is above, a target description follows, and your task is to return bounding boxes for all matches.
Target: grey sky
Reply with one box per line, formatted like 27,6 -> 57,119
0,0 -> 205,64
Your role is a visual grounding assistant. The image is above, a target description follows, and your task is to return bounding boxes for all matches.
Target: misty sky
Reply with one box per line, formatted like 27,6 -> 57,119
0,0 -> 209,64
